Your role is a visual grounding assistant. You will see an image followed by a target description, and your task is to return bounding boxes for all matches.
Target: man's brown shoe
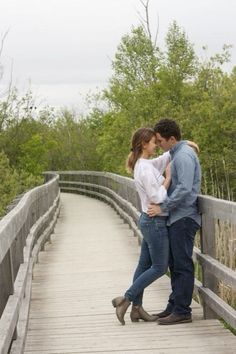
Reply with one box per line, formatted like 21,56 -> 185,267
152,309 -> 171,318
158,313 -> 192,325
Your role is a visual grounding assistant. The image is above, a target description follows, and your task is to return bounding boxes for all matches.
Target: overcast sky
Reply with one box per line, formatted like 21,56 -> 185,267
0,0 -> 235,110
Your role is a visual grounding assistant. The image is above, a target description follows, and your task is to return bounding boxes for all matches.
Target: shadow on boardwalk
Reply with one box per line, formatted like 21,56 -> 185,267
24,193 -> 236,354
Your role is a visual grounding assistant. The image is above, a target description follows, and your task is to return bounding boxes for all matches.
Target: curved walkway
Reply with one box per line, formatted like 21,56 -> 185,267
24,193 -> 236,353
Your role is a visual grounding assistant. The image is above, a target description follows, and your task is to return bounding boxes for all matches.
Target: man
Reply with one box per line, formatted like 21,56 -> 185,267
148,118 -> 201,325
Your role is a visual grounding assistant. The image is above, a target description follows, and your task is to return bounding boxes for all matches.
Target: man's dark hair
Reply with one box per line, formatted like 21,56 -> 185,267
153,118 -> 181,141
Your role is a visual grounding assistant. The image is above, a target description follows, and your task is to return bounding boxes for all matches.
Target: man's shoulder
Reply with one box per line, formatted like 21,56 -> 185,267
173,144 -> 199,167
177,143 -> 197,159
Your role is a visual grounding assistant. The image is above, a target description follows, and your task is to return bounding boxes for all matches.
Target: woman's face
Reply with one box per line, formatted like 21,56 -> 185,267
143,136 -> 157,157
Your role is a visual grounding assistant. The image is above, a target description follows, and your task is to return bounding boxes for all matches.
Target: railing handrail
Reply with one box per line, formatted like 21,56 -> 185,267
198,195 -> 236,223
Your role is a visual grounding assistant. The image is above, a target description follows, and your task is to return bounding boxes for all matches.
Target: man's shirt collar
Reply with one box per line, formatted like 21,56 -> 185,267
170,140 -> 185,157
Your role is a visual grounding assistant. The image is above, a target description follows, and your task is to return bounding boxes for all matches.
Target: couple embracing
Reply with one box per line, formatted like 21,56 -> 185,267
112,118 -> 201,326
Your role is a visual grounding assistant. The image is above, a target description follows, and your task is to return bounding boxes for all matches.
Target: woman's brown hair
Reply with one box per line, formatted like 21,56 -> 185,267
126,127 -> 156,173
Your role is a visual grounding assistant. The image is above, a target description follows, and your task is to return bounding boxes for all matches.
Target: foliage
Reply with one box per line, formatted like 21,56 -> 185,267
0,151 -> 43,216
0,151 -> 18,216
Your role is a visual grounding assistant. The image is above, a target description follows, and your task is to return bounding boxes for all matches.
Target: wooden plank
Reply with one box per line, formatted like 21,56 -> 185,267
24,348 -> 236,354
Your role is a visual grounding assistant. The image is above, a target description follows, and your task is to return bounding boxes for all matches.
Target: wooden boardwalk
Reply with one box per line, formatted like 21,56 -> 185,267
24,193 -> 236,354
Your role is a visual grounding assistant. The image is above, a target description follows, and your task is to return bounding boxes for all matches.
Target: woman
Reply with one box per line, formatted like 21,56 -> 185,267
112,127 -> 171,325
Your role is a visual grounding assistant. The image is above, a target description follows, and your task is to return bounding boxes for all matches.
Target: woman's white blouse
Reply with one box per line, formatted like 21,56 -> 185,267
134,152 -> 170,213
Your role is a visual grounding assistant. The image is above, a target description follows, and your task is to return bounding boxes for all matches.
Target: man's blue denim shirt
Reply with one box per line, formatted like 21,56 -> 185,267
161,141 -> 201,226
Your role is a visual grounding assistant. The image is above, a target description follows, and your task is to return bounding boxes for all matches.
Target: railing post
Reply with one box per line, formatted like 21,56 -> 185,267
9,247 -> 18,340
200,213 -> 219,319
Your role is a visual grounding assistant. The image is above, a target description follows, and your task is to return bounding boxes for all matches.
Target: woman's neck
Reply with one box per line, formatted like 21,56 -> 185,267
141,151 -> 150,159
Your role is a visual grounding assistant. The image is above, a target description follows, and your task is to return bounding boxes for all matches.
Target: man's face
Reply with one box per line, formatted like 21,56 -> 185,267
156,133 -> 174,151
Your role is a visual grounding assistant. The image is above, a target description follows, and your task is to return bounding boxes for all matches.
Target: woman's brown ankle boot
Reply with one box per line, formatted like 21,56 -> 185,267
130,305 -> 158,322
112,296 -> 130,325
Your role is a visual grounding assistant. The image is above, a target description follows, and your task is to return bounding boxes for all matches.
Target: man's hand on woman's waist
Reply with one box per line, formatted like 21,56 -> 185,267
147,203 -> 162,217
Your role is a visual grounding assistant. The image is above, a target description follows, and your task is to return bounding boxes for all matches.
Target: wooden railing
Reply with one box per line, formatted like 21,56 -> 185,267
0,174 -> 60,354
52,170 -> 236,330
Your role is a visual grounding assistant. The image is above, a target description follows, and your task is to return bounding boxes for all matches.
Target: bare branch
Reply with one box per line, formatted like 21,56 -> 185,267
137,10 -> 146,26
0,29 -> 10,88
154,12 -> 160,48
145,1 -> 152,41
137,10 -> 148,34
139,0 -> 152,41
6,58 -> 14,101
0,59 -> 13,99
140,0 -> 148,8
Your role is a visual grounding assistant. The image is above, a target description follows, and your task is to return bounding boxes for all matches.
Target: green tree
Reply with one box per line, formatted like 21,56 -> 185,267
0,152 -> 18,215
158,21 -> 197,107
18,133 -> 56,175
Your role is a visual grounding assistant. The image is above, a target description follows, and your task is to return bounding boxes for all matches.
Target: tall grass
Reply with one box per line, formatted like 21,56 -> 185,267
216,221 -> 236,312
201,158 -> 235,202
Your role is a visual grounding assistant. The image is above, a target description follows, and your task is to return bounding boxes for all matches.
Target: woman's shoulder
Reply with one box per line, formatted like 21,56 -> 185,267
134,158 -> 154,177
135,158 -> 153,169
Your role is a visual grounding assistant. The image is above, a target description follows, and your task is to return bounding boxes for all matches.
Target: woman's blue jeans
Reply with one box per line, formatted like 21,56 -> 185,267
125,213 -> 169,305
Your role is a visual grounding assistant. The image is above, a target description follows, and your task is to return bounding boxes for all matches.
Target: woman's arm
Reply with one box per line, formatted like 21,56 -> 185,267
150,151 -> 170,174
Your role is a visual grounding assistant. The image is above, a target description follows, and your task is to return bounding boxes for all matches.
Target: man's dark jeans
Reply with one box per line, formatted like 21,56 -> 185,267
166,217 -> 200,315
